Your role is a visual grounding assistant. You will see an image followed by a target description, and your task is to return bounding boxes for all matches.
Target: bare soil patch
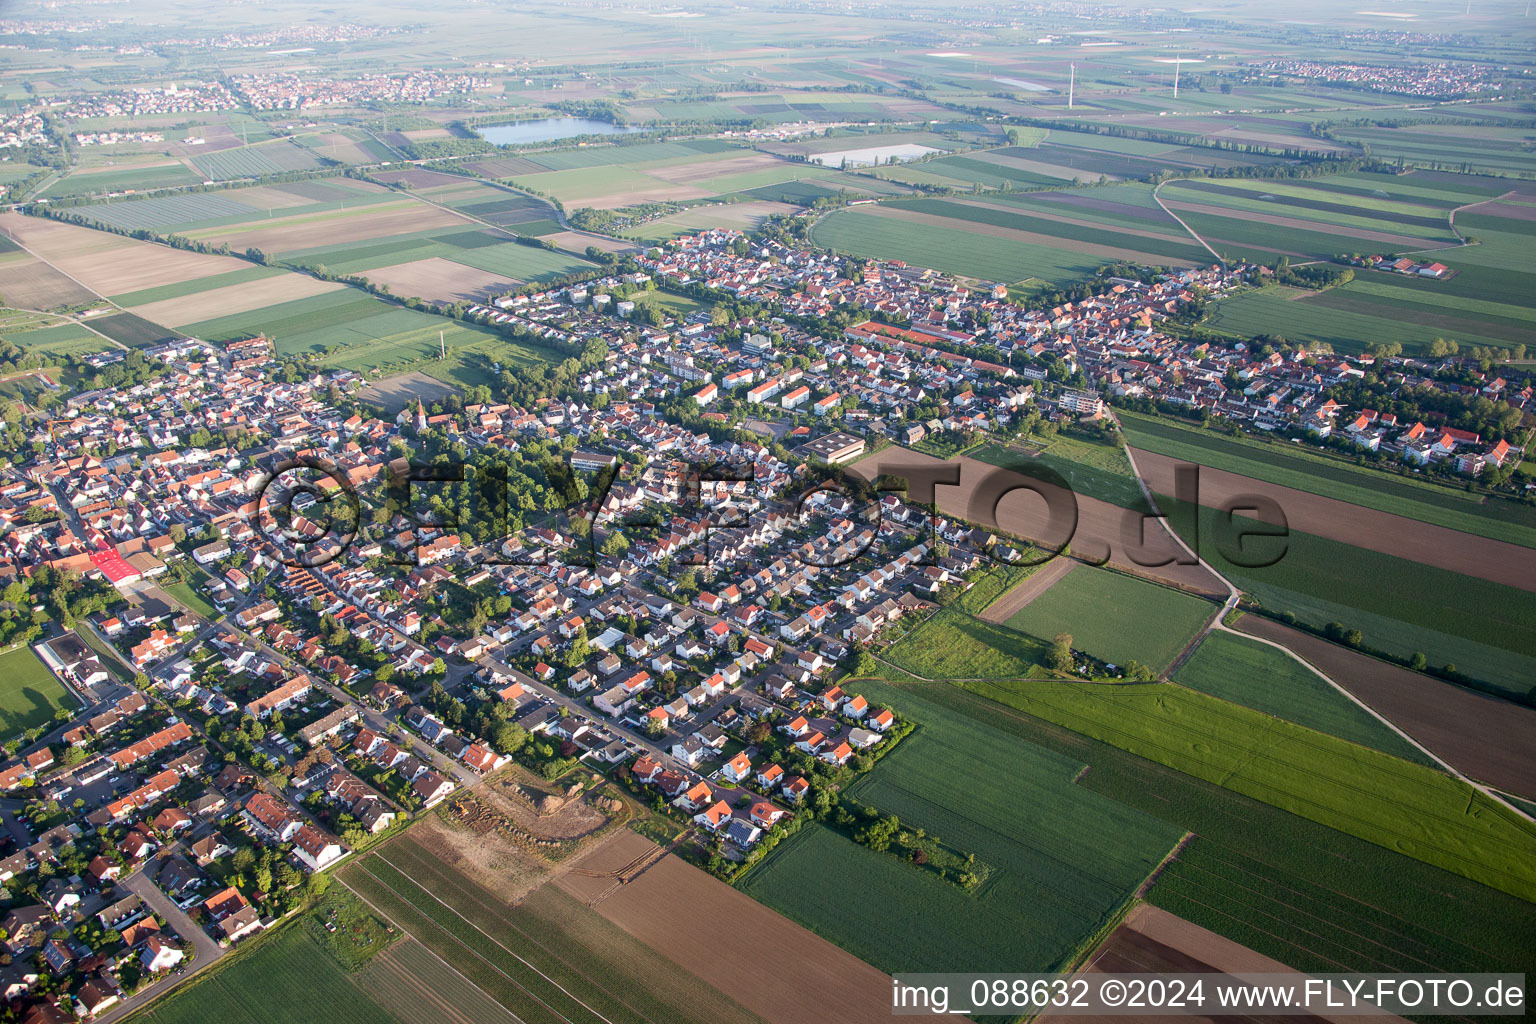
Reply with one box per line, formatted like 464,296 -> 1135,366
646,153 -> 784,185
0,212 -> 249,293
544,230 -> 637,254
125,273 -> 344,326
355,370 -> 458,414
373,168 -> 473,189
860,205 -> 1198,268
363,257 -> 521,303
1046,903 -> 1388,1024
406,801 -> 551,904
557,833 -> 894,1024
581,183 -> 714,210
1130,447 -> 1536,593
0,254 -> 97,309
850,446 -> 1226,598
1235,616 -> 1536,800
201,202 -> 465,252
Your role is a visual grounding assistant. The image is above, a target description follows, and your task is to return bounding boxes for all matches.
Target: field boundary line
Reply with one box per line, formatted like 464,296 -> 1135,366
368,848 -> 622,1024
1222,619 -> 1536,827
338,871 -> 533,1024
1152,180 -> 1225,269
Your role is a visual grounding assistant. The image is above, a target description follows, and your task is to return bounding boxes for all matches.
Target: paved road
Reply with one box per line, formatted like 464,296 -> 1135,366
98,865 -> 226,1024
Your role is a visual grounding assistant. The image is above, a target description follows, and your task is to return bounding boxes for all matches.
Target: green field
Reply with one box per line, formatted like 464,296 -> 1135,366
885,674 -> 1536,979
740,677 -> 1181,973
1119,411 -> 1536,547
342,835 -> 766,1024
1003,567 -> 1215,672
176,288 -> 552,374
0,646 -> 75,737
130,917 -> 402,1024
162,580 -> 218,619
1160,497 -> 1536,694
110,266 -> 285,306
931,676 -> 1536,900
812,206 -> 1105,286
970,436 -> 1151,511
1174,630 -> 1432,763
40,163 -> 203,199
884,606 -> 1051,679
3,321 -> 112,359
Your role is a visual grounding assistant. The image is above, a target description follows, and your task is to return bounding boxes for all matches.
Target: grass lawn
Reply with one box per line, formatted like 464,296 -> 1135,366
1003,566 -> 1216,672
1173,630 -> 1432,763
0,646 -> 75,736
161,579 -> 218,619
884,607 -> 1050,679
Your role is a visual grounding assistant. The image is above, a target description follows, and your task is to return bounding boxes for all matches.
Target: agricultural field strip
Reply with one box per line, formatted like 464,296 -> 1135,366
1162,198 -> 1452,251
377,841 -> 681,1022
1011,683 -> 1536,900
1119,413 -> 1536,548
891,674 -> 1531,978
351,847 -> 655,1024
342,861 -> 584,1024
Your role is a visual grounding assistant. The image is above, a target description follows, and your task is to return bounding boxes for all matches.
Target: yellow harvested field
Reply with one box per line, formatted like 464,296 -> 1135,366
194,201 -> 467,253
0,212 -> 250,294
362,257 -> 521,303
543,230 -> 637,254
639,200 -> 798,236
125,274 -> 346,327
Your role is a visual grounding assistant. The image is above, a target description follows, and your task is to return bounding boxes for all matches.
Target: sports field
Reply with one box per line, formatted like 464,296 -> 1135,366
0,646 -> 75,736
1173,630 -> 1431,763
740,677 -> 1181,974
1003,566 -> 1216,672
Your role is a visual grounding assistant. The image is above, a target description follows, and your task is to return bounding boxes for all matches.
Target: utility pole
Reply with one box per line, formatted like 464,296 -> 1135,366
1068,64 -> 1075,109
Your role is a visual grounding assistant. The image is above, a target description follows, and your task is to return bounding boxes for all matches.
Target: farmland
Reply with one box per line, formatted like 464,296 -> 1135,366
341,831 -> 781,1024
39,161 -> 203,199
1119,410 -> 1536,548
883,606 -> 1051,679
740,676 -> 1181,974
1193,174 -> 1536,355
1159,498 -> 1536,695
1173,630 -> 1431,762
0,320 -> 112,360
916,674 -> 1536,900
1003,566 -> 1216,672
0,645 -> 75,737
129,912 -> 402,1024
877,674 -> 1536,979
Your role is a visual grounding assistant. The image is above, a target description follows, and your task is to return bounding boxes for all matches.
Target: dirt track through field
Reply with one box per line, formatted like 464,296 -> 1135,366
557,832 -> 893,1024
850,447 -> 1227,599
1235,616 -> 1536,800
978,557 -> 1076,623
1130,447 -> 1536,592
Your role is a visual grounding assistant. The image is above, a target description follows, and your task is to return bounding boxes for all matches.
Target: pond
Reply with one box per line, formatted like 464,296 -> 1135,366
475,117 -> 647,146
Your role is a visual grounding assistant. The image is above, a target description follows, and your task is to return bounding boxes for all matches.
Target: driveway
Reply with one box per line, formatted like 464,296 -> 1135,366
98,866 -> 225,1023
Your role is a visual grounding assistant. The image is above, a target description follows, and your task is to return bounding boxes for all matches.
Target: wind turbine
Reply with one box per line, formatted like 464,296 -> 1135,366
1068,63 -> 1075,109
1172,56 -> 1185,99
